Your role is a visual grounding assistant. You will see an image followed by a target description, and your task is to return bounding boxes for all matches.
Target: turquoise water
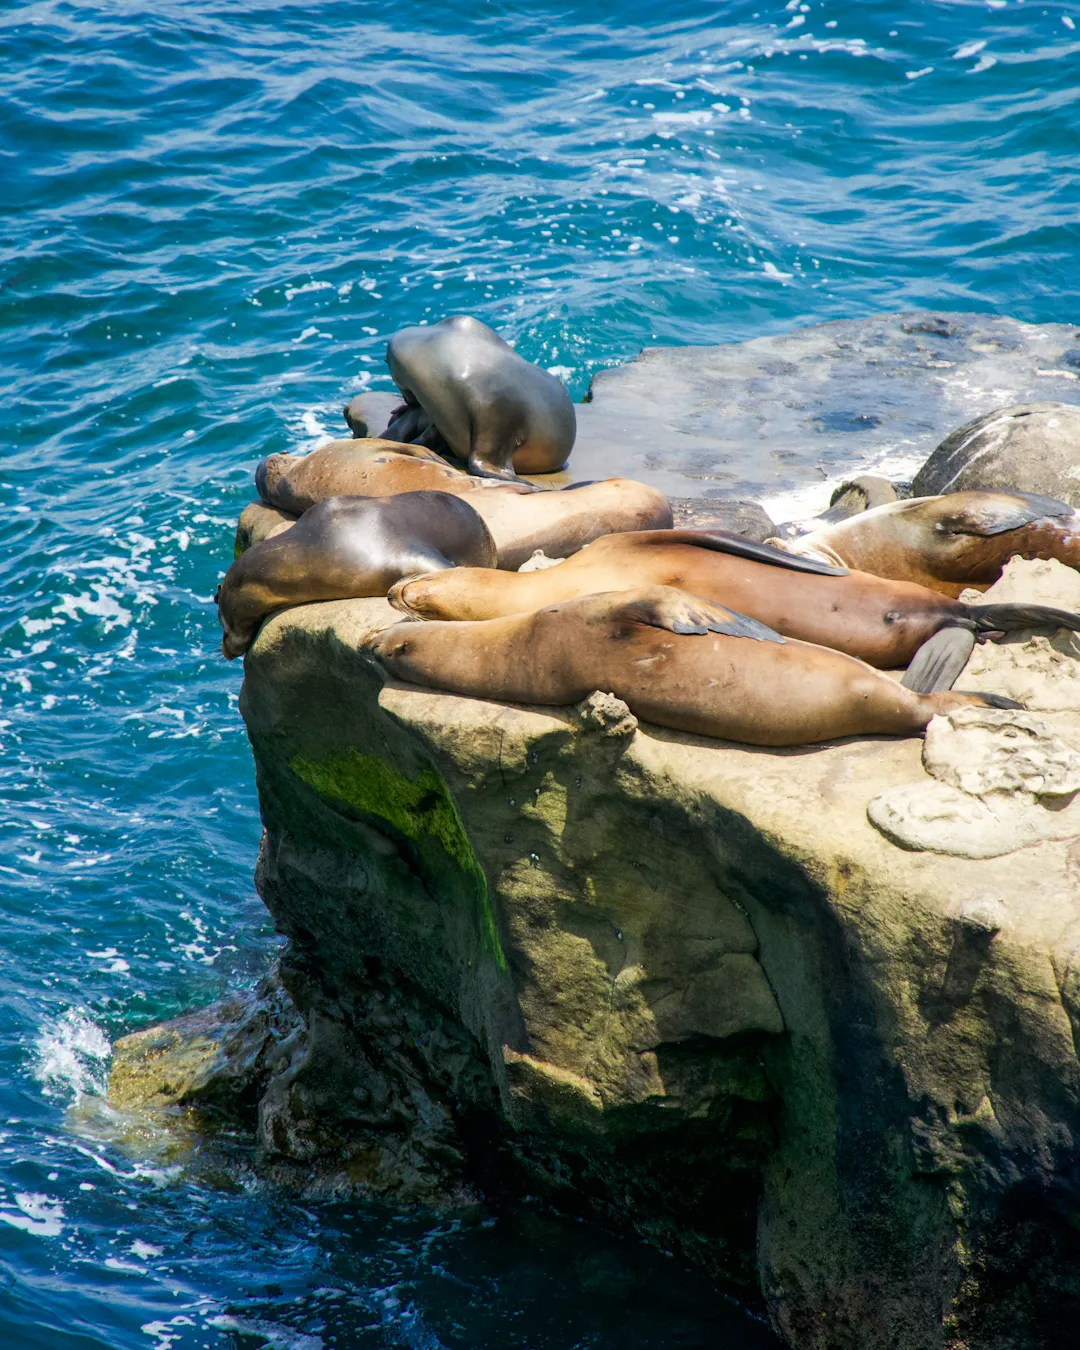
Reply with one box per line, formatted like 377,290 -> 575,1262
2,1 -> 1079,1345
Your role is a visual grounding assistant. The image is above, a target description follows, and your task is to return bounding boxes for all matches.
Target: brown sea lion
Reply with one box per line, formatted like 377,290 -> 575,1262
216,492 -> 495,659
463,479 -> 672,570
388,529 -> 1080,691
364,586 -> 1019,748
256,441 -> 481,514
768,490 -> 1080,597
234,500 -> 297,557
384,315 -> 576,480
252,440 -> 671,570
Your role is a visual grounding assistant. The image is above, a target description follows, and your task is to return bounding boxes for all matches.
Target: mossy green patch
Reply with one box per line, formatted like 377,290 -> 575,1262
289,747 -> 505,970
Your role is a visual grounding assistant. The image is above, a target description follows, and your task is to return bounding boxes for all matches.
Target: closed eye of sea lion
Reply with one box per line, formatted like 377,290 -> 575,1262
768,490 -> 1080,596
216,491 -> 496,659
364,584 -> 1020,748
387,528 -> 1080,686
384,315 -> 576,481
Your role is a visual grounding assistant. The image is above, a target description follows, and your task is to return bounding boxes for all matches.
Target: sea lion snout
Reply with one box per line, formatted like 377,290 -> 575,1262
387,578 -> 414,614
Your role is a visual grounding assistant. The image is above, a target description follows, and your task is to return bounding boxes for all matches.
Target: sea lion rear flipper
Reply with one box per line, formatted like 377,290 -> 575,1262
967,603 -> 1080,633
641,529 -> 849,576
618,588 -> 786,643
901,626 -> 976,693
938,491 -> 1075,537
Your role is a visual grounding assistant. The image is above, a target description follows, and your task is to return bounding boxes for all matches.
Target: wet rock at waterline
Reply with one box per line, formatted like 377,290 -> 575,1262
912,401 -> 1080,505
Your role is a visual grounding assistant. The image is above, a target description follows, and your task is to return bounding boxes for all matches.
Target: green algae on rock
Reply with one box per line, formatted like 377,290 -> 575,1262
288,748 -> 505,970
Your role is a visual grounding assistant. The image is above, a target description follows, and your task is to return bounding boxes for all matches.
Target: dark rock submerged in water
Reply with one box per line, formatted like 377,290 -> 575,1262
912,401 -> 1080,505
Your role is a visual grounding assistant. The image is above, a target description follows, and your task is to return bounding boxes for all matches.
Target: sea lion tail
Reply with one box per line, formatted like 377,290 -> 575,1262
967,604 -> 1080,634
927,689 -> 1025,715
954,691 -> 1025,711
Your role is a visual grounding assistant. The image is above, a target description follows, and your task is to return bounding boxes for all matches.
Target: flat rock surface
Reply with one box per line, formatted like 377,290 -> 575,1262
344,313 -> 1080,511
572,311 -> 1080,504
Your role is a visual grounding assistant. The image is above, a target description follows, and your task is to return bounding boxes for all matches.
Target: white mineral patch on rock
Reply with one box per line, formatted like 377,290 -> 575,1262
922,706 -> 1080,798
960,558 -> 1080,712
869,561 -> 1080,855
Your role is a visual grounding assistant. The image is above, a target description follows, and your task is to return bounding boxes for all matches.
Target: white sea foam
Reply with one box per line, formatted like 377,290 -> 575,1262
283,280 -> 333,302
130,1240 -> 164,1260
208,1316 -> 324,1349
759,444 -> 927,529
0,1193 -> 64,1237
34,1009 -> 111,1100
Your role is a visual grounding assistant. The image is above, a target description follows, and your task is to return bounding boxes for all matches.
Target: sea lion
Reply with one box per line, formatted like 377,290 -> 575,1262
216,492 -> 496,659
234,500 -> 297,557
384,315 -> 576,480
460,479 -> 672,570
253,441 -> 671,570
256,441 -> 479,514
388,529 -> 1080,690
364,586 -> 1019,748
768,490 -> 1080,597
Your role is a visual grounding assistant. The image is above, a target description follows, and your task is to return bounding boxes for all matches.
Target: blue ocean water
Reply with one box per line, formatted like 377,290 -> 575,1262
1,1 -> 1078,1345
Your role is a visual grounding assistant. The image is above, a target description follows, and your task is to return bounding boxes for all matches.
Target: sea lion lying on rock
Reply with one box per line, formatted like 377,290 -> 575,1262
383,315 -> 576,480
389,529 -> 1080,691
256,441 -> 480,515
768,490 -> 1080,596
253,440 -> 671,570
365,585 -> 1019,748
217,492 -> 495,659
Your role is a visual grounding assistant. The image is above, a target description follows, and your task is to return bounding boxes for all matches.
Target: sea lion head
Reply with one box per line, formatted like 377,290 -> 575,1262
388,573 -> 447,619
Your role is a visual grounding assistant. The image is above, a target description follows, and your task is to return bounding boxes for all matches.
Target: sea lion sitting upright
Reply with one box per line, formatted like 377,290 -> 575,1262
768,490 -> 1080,596
389,529 -> 1080,691
384,315 -> 576,480
364,586 -> 1019,748
216,492 -> 495,659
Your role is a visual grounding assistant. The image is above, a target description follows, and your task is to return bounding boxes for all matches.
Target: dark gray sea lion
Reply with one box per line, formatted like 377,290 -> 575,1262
364,585 -> 1020,748
388,529 -> 1080,691
216,491 -> 496,659
384,315 -> 576,480
768,490 -> 1080,596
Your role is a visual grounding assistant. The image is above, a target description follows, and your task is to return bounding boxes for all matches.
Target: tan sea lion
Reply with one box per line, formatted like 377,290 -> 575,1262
364,586 -> 1019,748
234,500 -> 297,557
216,492 -> 495,659
252,440 -> 671,570
768,490 -> 1080,597
388,529 -> 1080,689
256,441 -> 481,514
384,315 -> 576,480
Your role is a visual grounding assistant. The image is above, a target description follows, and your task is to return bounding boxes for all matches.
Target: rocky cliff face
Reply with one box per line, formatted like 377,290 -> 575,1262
197,565 -> 1079,1350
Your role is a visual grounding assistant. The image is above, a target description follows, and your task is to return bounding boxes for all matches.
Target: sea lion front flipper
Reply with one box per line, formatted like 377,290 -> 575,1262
617,588 -> 786,643
937,491 -> 1075,538
641,529 -> 849,576
900,625 -> 976,693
